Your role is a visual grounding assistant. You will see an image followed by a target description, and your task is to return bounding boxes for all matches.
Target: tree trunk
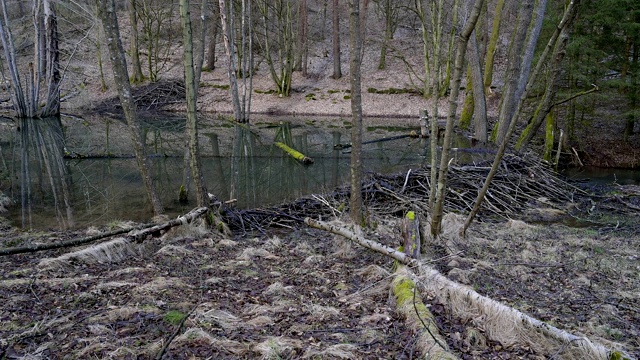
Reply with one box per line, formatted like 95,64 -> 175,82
483,0 -> 505,93
349,0 -> 363,224
462,0 -> 582,236
180,0 -> 208,207
493,0 -> 534,145
96,0 -> 164,216
515,0 -> 580,151
515,0 -> 548,103
42,0 -> 60,117
205,1 -> 220,71
331,0 -> 341,79
295,0 -> 308,76
218,0 -> 242,120
377,0 -> 392,70
128,0 -> 144,83
470,33 -> 488,143
431,0 -> 484,236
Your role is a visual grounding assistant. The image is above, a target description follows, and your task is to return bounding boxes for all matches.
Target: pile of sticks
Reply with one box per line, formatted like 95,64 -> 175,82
223,153 -> 587,234
93,79 -> 186,115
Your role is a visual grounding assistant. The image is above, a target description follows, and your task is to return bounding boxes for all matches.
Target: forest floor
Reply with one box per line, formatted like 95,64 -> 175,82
1,8 -> 640,359
1,164 -> 639,359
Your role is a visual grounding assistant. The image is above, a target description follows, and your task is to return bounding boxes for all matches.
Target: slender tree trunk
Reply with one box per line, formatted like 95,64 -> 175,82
295,0 -> 308,75
515,0 -> 580,150
180,0 -> 208,207
483,0 -> 505,93
205,1 -> 220,71
194,0 -> 208,91
469,33 -> 487,143
349,0 -> 363,224
96,0 -> 164,216
128,0 -> 144,83
493,0 -> 534,145
219,0 -> 242,120
332,0 -> 341,79
42,0 -> 60,117
0,0 -> 27,117
377,0 -> 392,70
462,0 -> 582,236
431,0 -> 484,236
515,0 -> 548,102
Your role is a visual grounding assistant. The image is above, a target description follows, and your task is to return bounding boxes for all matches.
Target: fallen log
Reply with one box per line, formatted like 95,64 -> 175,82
304,217 -> 417,267
0,207 -> 209,256
392,265 -> 458,359
0,223 -> 155,256
274,142 -> 314,164
306,218 -> 631,360
334,133 -> 415,150
129,206 -> 209,242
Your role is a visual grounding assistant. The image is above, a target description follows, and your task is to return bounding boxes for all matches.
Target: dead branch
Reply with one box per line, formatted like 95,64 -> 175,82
0,207 -> 209,256
129,207 -> 209,242
0,223 -> 154,256
304,217 -> 418,267
155,306 -> 197,360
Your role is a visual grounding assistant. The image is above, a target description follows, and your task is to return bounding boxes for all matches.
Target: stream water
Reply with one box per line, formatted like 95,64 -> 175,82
0,115 -> 481,230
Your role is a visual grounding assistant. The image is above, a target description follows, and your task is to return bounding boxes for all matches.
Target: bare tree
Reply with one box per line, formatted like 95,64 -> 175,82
205,1 -> 220,71
0,0 -> 60,118
96,0 -> 164,216
462,0 -> 582,236
295,0 -> 308,76
331,0 -> 342,79
493,0 -> 534,145
128,0 -> 144,83
180,0 -> 208,207
483,0 -> 506,93
219,0 -> 253,122
257,0 -> 295,97
430,0 -> 484,236
349,0 -> 363,224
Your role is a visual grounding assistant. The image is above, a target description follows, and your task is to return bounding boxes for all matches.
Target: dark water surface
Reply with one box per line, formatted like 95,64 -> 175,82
1,115 -> 464,230
2,115 -> 638,231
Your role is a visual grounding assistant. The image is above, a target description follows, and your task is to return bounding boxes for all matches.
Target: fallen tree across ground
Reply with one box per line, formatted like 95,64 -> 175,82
306,217 -> 633,360
0,207 -> 209,256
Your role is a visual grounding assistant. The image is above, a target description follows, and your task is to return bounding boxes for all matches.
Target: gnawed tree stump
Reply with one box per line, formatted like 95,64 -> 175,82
400,211 -> 421,259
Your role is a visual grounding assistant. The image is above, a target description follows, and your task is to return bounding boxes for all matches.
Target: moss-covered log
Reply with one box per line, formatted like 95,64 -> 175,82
274,142 -> 314,164
392,266 -> 458,359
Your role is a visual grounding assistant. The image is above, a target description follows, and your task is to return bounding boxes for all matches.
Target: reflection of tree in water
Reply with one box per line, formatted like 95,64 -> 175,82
231,124 -> 257,207
17,117 -> 74,229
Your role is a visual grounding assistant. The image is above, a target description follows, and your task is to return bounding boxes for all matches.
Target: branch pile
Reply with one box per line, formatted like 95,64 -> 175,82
223,153 -> 586,233
93,79 -> 186,115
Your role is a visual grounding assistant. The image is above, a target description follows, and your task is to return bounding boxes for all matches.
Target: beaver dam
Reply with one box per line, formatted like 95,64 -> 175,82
0,153 -> 638,359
